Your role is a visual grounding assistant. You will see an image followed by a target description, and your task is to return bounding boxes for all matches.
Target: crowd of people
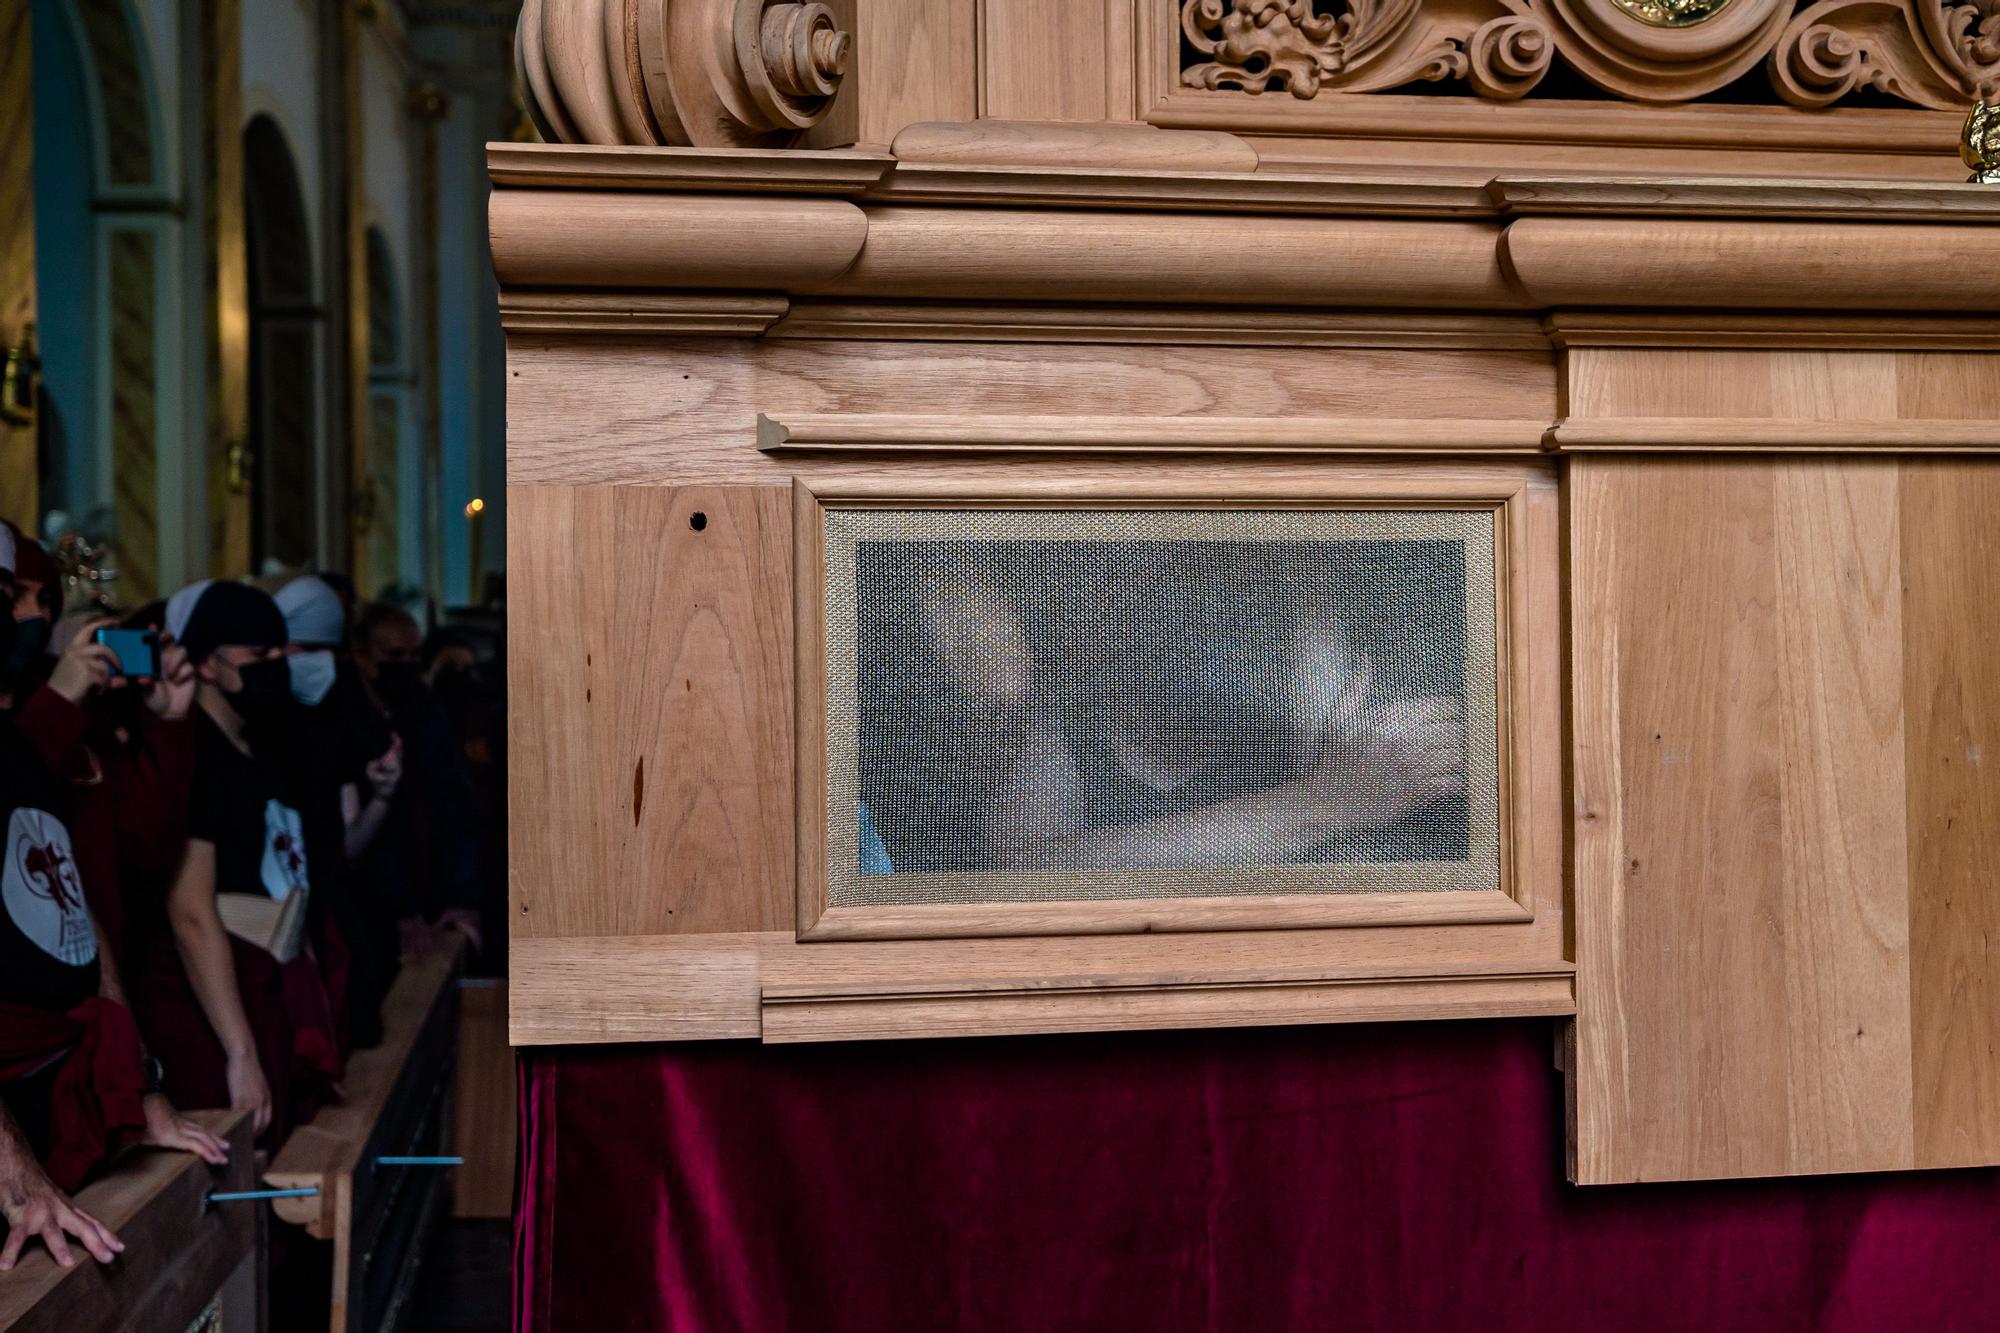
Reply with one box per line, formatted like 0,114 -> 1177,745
0,518 -> 503,1275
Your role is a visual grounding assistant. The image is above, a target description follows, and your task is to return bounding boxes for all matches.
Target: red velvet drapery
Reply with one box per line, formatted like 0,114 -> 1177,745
515,1020 -> 2000,1332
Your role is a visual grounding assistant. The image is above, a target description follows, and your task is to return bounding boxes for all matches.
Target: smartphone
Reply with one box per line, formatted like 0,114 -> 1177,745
95,627 -> 161,679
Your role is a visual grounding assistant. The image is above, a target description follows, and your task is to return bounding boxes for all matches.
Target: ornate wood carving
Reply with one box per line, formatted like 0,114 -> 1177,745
517,0 -> 851,148
1179,0 -> 2000,106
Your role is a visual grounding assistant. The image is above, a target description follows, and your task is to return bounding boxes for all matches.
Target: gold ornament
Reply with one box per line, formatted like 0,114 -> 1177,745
1962,101 -> 2000,184
1609,0 -> 1733,28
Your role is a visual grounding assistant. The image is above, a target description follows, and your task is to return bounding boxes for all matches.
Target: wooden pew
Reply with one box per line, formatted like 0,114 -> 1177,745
0,1109 -> 257,1333
450,978 -> 514,1219
267,938 -> 464,1333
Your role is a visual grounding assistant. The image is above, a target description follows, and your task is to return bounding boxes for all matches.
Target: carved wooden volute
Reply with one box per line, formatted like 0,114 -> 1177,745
516,0 -> 851,147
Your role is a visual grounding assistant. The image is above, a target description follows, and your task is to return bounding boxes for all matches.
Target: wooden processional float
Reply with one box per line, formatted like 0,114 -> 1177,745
497,0 -> 2000,1185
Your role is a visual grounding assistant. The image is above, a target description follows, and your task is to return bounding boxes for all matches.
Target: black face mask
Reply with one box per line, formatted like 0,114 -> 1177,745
3,614 -> 50,679
226,656 -> 295,725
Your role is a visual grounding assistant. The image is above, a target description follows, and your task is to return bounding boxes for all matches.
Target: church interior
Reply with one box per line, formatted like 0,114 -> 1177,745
8,0 -> 2000,1330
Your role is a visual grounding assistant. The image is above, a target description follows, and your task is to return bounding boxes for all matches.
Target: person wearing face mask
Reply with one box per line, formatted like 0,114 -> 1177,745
0,570 -> 229,1272
0,520 -> 61,700
123,581 -> 341,1148
273,575 -> 399,1048
349,604 -> 483,963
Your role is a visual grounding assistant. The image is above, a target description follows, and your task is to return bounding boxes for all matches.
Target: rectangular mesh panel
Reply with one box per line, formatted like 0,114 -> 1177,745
825,508 -> 1501,907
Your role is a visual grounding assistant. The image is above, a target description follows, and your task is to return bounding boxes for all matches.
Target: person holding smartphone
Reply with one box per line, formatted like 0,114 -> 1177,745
1,541 -> 227,1272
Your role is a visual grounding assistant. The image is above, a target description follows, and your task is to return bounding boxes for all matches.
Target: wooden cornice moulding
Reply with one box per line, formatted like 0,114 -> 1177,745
889,119 -> 1259,172
1491,175 -> 2000,221
486,141 -> 894,192
1544,311 -> 2000,350
757,413 -> 1554,453
825,209 -> 1518,309
504,934 -> 1575,1046
487,189 -> 867,290
499,290 -> 790,335
1502,218 -> 2000,310
768,301 -> 1549,348
758,966 -> 1577,1044
1552,417 -> 2000,451
872,163 -> 1499,215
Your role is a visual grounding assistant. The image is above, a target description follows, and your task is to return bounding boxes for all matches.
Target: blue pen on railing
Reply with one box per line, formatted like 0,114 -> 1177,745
207,1187 -> 321,1204
376,1156 -> 463,1166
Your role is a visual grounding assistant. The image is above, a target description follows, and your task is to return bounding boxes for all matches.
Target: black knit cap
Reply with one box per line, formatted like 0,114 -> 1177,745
179,581 -> 287,664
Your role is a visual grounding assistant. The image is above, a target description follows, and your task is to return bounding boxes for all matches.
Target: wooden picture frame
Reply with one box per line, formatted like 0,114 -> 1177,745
794,462 -> 1546,944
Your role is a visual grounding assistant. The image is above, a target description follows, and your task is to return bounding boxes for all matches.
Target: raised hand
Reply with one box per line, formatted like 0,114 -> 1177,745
1297,695 -> 1467,832
46,619 -> 117,704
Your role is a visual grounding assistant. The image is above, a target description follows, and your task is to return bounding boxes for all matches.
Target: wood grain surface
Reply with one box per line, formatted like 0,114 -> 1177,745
1571,453 -> 2000,1182
509,483 -> 794,938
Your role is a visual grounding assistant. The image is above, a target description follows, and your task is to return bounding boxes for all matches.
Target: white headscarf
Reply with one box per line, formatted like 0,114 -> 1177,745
164,578 -> 217,645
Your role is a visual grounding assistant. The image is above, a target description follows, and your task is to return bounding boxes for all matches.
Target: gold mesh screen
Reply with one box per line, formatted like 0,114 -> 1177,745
824,508 -> 1501,907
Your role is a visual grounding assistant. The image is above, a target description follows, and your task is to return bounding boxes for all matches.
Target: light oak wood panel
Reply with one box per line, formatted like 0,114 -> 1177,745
508,483 -> 794,938
1568,454 -> 2000,1183
979,0 -> 1108,122
1564,349 -> 2000,421
0,1112 -> 252,1333
1573,458 -> 1798,1182
1901,461 -> 2000,1170
505,338 -> 1558,485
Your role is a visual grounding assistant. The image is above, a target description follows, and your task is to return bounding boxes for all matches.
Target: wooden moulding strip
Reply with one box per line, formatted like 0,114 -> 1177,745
769,302 -> 1549,348
1491,176 -> 2000,223
757,413 -> 1553,453
760,958 -> 1577,1003
0,1111 -> 254,1333
498,291 -> 790,336
888,120 -> 1259,172
801,890 -> 1533,943
1551,417 -> 2000,452
872,163 -> 1498,216
1544,312 -> 2000,351
759,972 -> 1578,1044
486,141 -> 896,192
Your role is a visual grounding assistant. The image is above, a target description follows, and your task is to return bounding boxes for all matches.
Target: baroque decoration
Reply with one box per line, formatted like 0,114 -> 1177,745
1179,0 -> 2000,105
517,0 -> 849,148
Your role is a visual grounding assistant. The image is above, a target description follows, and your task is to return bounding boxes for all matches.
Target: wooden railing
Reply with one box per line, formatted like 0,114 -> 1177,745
267,937 -> 464,1333
0,1109 -> 257,1333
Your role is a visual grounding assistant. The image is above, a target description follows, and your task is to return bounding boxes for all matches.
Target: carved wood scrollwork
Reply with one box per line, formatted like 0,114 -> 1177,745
1180,0 -> 2000,106
517,0 -> 850,148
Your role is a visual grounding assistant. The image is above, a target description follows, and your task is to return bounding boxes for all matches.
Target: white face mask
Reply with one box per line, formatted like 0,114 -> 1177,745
289,649 -> 337,707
